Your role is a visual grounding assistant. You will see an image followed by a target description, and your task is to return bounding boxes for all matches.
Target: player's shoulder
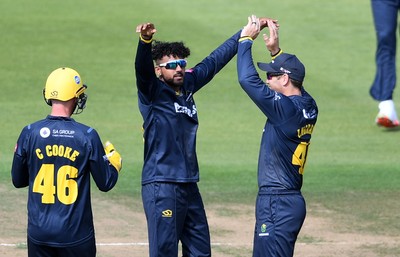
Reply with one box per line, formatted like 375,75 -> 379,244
60,120 -> 101,147
291,89 -> 317,107
20,117 -> 47,132
45,116 -> 99,139
72,120 -> 99,136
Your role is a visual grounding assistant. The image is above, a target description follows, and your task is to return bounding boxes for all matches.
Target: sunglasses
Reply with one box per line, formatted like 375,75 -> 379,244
158,59 -> 187,70
266,72 -> 285,80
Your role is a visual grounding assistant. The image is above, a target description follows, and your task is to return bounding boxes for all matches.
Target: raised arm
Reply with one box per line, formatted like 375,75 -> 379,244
134,22 -> 158,97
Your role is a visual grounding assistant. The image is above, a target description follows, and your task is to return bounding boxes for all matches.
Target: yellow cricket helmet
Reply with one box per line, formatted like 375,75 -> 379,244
43,67 -> 88,114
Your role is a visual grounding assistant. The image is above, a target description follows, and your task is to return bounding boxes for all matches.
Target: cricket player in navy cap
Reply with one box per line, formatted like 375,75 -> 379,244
237,15 -> 318,257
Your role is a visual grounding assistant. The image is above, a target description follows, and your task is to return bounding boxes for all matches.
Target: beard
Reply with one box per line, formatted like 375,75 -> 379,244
161,71 -> 184,89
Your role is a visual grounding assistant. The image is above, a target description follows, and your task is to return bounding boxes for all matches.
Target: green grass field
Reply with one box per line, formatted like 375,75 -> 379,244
1,0 -> 400,256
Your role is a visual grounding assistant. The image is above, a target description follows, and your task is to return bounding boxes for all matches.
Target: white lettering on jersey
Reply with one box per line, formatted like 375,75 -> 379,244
52,129 -> 76,138
174,102 -> 197,117
274,92 -> 281,101
302,109 -> 317,119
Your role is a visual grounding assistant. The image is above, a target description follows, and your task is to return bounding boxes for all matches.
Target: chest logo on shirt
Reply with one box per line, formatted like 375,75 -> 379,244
40,127 -> 51,138
174,102 -> 197,117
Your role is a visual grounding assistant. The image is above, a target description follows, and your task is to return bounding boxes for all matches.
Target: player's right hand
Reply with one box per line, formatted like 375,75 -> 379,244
104,141 -> 122,172
136,22 -> 156,40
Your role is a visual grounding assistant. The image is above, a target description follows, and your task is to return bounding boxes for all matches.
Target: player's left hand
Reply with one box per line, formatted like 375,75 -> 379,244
241,15 -> 260,39
104,141 -> 122,172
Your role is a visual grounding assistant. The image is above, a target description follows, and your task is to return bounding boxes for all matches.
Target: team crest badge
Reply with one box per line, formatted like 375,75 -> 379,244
258,223 -> 269,237
40,127 -> 51,138
261,224 -> 267,233
74,75 -> 81,85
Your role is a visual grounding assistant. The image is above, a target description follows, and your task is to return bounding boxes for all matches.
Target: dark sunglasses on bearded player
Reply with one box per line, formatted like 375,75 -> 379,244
266,72 -> 285,80
158,59 -> 187,69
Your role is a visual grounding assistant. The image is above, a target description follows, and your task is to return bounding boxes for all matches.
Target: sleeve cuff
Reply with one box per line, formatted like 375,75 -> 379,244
238,36 -> 254,43
271,48 -> 283,60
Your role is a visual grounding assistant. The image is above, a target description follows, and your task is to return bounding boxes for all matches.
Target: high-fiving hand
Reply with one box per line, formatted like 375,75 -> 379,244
263,19 -> 280,55
241,15 -> 279,41
241,15 -> 261,39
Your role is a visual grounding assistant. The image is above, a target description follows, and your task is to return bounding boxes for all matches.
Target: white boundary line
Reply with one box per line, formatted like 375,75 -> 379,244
2,241 -> 376,247
0,242 -> 234,247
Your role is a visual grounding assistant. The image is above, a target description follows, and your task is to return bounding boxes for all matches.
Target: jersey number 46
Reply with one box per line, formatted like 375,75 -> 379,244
33,164 -> 78,205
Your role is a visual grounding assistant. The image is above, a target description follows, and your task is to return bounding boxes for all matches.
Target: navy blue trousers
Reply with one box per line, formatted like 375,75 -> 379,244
27,237 -> 96,257
252,190 -> 306,257
370,0 -> 400,101
142,182 -> 211,257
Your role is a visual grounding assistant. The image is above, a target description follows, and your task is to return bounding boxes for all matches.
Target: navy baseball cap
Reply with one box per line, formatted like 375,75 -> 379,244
257,53 -> 305,82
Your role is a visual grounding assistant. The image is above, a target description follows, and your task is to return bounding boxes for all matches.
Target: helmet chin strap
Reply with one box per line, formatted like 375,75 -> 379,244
43,89 -> 52,106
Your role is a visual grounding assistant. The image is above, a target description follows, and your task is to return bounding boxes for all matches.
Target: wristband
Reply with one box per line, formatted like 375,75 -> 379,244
140,34 -> 153,44
271,48 -> 283,60
239,36 -> 253,42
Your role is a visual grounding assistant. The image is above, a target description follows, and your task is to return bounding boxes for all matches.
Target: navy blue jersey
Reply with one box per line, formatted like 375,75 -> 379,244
135,31 -> 241,185
11,115 -> 118,247
237,40 -> 318,191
